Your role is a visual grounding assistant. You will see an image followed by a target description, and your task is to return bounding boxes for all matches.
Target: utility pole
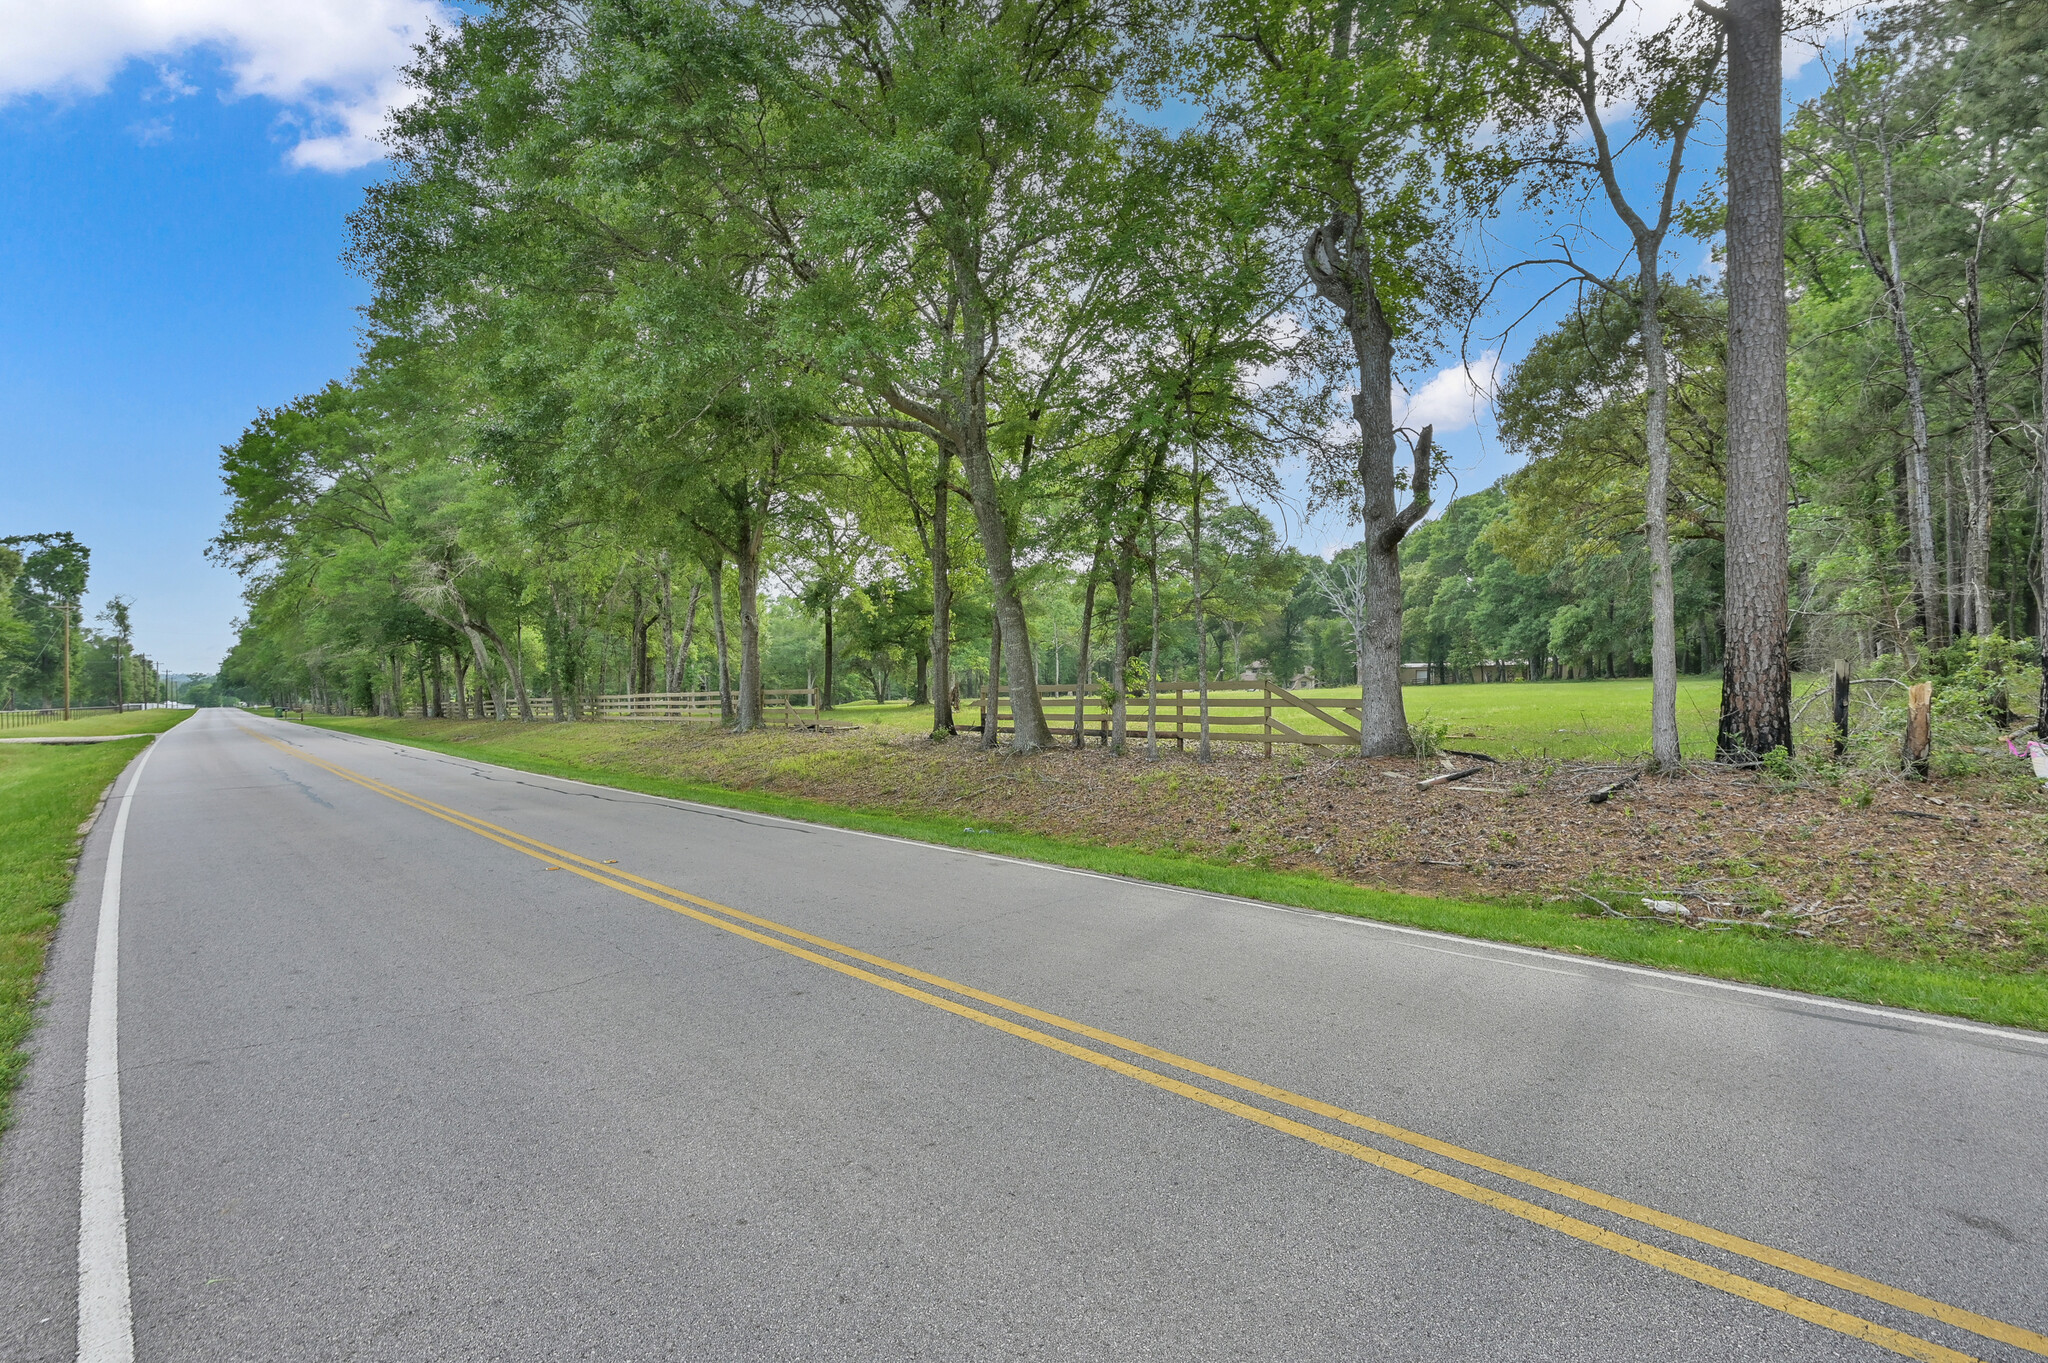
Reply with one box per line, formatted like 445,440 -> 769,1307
62,598 -> 72,721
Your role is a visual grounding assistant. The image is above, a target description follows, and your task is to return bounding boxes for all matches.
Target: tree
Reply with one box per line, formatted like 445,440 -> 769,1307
1189,0 -> 1502,754
1709,0 -> 1795,759
1472,0 -> 1724,767
4,533 -> 89,719
98,596 -> 134,709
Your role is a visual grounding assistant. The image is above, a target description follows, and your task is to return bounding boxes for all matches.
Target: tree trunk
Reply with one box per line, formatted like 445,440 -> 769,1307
1192,448 -> 1211,760
1304,215 -> 1431,757
1876,110 -> 1944,645
822,597 -> 835,715
945,270 -> 1052,752
1944,449 -> 1960,637
451,646 -> 470,720
982,611 -> 1002,750
710,558 -> 733,726
930,444 -> 955,736
1110,555 -> 1134,754
630,585 -> 651,696
736,526 -> 765,731
1639,263 -> 1683,770
475,618 -> 534,721
2038,223 -> 2048,740
1964,224 -> 1997,635
670,579 -> 700,696
1146,517 -> 1161,760
461,625 -> 503,719
657,564 -> 677,696
1716,0 -> 1794,760
1074,539 -> 1102,748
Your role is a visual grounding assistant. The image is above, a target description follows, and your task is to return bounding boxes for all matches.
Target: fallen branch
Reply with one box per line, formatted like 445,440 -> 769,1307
1587,772 -> 1640,804
1442,748 -> 1498,763
1418,766 -> 1485,790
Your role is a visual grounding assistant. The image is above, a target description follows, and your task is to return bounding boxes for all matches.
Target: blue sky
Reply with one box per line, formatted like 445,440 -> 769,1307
0,3 -> 1829,672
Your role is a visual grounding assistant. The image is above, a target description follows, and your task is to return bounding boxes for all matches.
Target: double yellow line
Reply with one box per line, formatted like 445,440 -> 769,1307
251,727 -> 2044,1363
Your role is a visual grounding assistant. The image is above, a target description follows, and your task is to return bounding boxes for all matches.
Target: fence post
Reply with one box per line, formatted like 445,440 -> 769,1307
1176,688 -> 1184,751
1263,681 -> 1273,759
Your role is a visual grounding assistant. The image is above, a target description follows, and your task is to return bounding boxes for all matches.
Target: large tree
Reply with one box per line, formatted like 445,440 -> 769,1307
1189,0 -> 1502,755
1709,0 -> 1794,759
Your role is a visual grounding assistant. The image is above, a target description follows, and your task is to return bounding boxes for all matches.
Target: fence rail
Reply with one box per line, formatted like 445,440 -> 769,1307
972,681 -> 1365,754
1,705 -> 122,731
401,689 -> 822,723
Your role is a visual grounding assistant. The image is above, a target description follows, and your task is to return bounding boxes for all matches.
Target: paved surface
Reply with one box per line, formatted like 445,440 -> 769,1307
3,707 -> 2045,1361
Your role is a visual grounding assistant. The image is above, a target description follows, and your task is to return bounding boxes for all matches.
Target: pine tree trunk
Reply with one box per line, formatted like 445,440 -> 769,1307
709,559 -> 733,726
2037,224 -> 2048,739
1716,0 -> 1794,760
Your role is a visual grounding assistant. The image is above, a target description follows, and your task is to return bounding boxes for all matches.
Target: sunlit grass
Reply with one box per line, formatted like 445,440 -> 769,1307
1,723 -> 182,1132
0,708 -> 194,739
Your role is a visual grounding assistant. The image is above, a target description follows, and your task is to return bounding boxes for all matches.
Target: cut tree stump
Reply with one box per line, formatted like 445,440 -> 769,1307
1903,682 -> 1933,777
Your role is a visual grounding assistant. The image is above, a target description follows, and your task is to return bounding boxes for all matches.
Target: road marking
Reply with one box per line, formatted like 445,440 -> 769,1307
284,719 -> 2048,1050
79,735 -> 161,1363
248,729 -> 2039,1362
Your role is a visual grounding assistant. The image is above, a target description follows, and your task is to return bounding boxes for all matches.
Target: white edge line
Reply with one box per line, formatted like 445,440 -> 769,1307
249,716 -> 2048,1050
78,732 -> 159,1363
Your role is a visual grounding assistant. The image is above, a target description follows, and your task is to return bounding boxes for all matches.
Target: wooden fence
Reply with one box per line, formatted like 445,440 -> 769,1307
973,681 -> 1367,753
591,689 -> 818,722
432,688 -> 821,723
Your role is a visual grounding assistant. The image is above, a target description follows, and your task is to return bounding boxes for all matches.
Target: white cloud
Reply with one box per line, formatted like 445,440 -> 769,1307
0,0 -> 453,170
1394,351 -> 1499,435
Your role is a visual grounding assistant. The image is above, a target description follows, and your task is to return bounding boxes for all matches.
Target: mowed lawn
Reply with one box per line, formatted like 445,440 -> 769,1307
0,708 -> 193,739
818,676 -> 1731,759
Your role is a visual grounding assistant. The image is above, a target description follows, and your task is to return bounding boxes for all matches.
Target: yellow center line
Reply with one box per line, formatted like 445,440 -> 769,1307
249,728 -> 2024,1363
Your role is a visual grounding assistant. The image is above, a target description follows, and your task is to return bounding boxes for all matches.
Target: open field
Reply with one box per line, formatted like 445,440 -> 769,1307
0,718 -> 183,1130
0,708 -> 193,740
295,711 -> 2048,1029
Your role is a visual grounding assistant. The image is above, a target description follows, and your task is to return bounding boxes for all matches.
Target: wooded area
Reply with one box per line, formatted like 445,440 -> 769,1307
207,0 -> 2047,771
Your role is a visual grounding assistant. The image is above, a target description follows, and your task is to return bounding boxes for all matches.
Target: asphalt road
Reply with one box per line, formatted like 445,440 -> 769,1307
4,707 -> 2045,1361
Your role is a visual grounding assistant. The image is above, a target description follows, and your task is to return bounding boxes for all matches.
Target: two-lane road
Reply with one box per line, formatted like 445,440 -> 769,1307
4,708 -> 2044,1360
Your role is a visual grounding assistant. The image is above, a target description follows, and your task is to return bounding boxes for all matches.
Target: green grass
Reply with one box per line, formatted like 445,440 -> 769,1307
1,708 -> 193,739
817,677 -> 1736,759
295,713 -> 2048,1032
0,718 -> 184,1132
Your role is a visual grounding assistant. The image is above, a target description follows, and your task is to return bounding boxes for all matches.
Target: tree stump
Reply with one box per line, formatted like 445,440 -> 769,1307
1903,681 -> 1933,777
1832,659 -> 1851,759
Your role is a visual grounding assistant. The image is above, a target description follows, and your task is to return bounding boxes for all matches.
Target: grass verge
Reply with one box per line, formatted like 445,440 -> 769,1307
0,728 -> 171,1133
1,708 -> 194,739
297,714 -> 2048,1032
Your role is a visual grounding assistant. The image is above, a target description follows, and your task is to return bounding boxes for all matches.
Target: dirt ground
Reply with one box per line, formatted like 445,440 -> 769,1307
524,718 -> 2048,970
